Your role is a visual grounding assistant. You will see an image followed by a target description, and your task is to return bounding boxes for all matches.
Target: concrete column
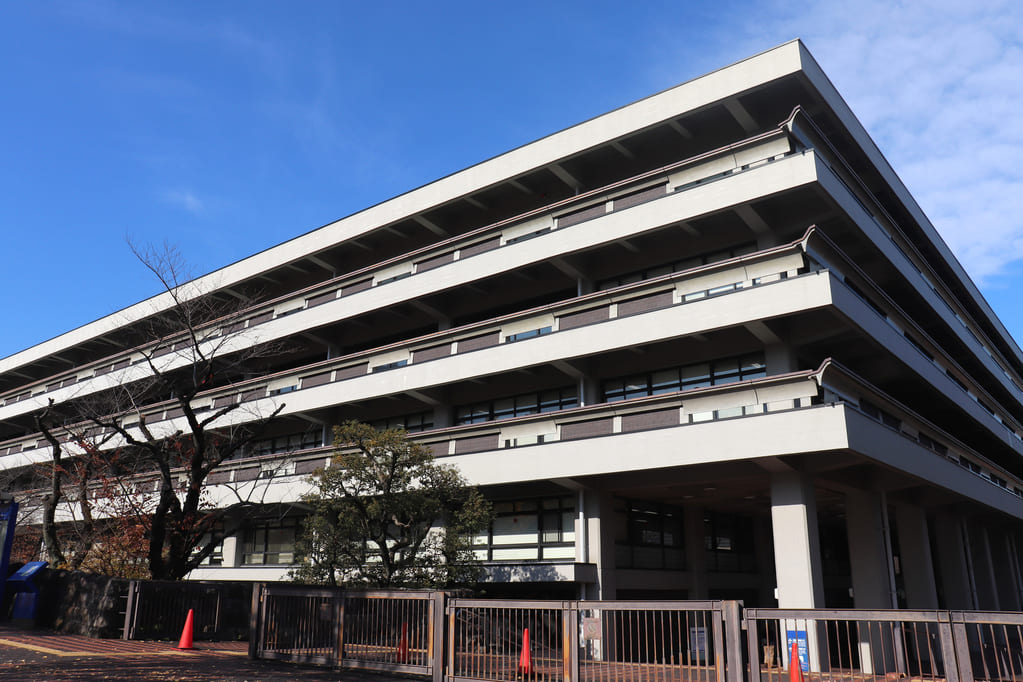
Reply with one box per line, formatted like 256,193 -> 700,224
771,472 -> 825,672
1009,532 -> 1023,609
765,344 -> 797,376
894,505 -> 938,609
579,374 -> 600,408
933,512 -> 975,609
221,535 -> 241,568
893,505 -> 937,674
432,404 -> 452,429
845,491 -> 898,674
988,527 -> 1021,611
583,490 -> 617,600
966,521 -> 1000,610
771,472 -> 825,607
685,505 -> 708,599
846,491 -> 896,608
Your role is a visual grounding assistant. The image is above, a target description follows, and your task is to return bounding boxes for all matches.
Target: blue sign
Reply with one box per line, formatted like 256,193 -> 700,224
786,629 -> 809,673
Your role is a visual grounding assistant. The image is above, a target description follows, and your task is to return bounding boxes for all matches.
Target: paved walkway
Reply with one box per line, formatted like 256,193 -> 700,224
0,626 -> 419,681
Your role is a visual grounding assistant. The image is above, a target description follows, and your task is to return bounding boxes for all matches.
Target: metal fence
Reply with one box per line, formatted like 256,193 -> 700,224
950,611 -> 1023,682
251,585 -> 340,665
122,579 -> 253,641
250,590 -> 1023,682
444,598 -> 740,682
447,599 -> 570,682
341,590 -> 444,675
250,584 -> 445,680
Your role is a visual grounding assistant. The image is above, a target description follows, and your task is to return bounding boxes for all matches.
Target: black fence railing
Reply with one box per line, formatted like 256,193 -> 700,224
122,579 -> 253,641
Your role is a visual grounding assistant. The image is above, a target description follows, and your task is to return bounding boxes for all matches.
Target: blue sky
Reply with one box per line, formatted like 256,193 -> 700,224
1,1 -> 1021,360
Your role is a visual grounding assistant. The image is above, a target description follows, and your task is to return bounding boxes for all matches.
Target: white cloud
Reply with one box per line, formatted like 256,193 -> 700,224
160,188 -> 204,214
734,0 -> 1023,285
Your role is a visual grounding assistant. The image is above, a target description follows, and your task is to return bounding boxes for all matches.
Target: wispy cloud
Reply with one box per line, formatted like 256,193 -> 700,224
160,188 -> 205,215
54,0 -> 282,77
735,0 -> 1023,285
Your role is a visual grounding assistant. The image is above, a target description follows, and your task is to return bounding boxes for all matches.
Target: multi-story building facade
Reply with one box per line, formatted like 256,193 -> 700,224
3,40 -> 1023,610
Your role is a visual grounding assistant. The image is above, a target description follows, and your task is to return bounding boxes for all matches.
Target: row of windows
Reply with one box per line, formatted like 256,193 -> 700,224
371,411 -> 435,433
215,499 -> 762,570
597,242 -> 757,291
243,517 -> 299,566
238,497 -> 578,567
248,431 -> 323,458
473,496 -> 576,562
617,501 -> 757,572
456,387 -> 579,425
604,354 -> 766,402
239,355 -> 765,459
387,354 -> 766,430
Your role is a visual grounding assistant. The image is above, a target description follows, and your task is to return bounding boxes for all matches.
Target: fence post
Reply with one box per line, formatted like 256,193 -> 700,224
431,591 -> 446,682
711,602 -> 725,682
331,589 -> 343,668
722,601 -> 745,682
745,609 -> 763,682
446,599 -> 456,680
121,580 -> 137,640
949,611 -> 974,682
247,582 -> 263,659
564,601 -> 579,682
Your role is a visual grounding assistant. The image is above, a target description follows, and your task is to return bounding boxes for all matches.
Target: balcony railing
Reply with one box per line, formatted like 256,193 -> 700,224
6,226 -> 1023,506
0,128 -> 798,417
10,350 -> 1022,525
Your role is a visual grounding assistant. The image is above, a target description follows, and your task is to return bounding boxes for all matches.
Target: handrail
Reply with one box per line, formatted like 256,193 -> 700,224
10,356 -> 1023,512
0,128 -> 795,408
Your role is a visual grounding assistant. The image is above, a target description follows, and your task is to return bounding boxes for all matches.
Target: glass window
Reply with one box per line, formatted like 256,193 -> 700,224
682,363 -> 711,389
712,358 -> 741,384
618,500 -> 684,570
651,369 -> 680,395
493,397 -> 515,421
741,355 -> 767,380
515,393 -> 538,417
456,386 -> 577,424
604,380 -> 626,403
624,376 -> 649,400
479,496 -> 575,561
243,517 -> 299,565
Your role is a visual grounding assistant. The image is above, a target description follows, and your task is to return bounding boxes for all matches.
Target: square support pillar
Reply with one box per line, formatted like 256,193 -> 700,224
933,512 -> 975,609
770,472 -> 825,608
770,472 -> 826,673
584,490 -> 617,601
893,505 -> 938,609
966,521 -> 1000,610
988,527 -> 1021,611
845,491 -> 899,675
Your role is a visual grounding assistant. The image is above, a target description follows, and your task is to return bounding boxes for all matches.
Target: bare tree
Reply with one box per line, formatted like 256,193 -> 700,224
34,243 -> 288,579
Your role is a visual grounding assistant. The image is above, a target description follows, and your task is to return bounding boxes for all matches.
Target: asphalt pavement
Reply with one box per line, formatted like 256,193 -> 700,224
0,626 -> 419,681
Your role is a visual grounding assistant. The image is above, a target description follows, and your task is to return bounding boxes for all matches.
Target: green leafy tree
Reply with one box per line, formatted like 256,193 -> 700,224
292,421 -> 492,588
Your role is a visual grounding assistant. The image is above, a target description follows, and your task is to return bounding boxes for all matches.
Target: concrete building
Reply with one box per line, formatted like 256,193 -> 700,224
3,40 -> 1023,609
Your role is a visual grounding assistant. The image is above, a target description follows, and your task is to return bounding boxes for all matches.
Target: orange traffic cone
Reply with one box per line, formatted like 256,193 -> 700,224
396,622 -> 409,663
789,641 -> 803,682
176,609 -> 195,650
517,627 -> 534,676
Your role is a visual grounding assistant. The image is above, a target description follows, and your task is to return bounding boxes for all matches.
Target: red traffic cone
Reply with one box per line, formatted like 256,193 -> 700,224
176,609 -> 195,650
789,641 -> 803,682
396,622 -> 409,663
517,627 -> 533,676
